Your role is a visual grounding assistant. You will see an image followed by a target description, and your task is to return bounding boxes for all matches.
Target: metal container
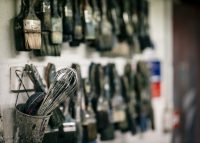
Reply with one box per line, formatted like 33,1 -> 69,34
15,104 -> 51,143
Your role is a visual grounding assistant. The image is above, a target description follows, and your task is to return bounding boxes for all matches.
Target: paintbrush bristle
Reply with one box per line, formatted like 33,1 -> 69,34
25,33 -> 41,49
51,32 -> 63,44
74,25 -> 83,40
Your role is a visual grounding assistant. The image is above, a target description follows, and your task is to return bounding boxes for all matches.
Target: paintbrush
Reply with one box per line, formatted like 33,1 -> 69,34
36,32 -> 61,56
41,0 -> 51,31
14,0 -> 29,51
23,0 -> 41,50
51,0 -> 63,44
97,0 -> 114,51
69,0 -> 83,47
83,0 -> 95,41
63,0 -> 73,42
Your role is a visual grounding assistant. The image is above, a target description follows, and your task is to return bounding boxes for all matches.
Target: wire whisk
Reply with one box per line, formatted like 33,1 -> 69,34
37,67 -> 78,116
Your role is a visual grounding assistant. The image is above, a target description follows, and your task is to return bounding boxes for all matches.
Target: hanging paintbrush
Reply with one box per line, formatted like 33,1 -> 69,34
36,32 -> 61,56
138,0 -> 154,51
14,0 -> 29,51
87,0 -> 101,48
23,0 -> 42,50
83,0 -> 96,41
128,0 -> 141,53
120,0 -> 134,45
97,0 -> 114,52
51,0 -> 63,44
34,2 -> 51,57
82,78 -> 97,142
69,0 -> 83,47
63,0 -> 73,42
41,0 -> 51,31
107,0 -> 121,35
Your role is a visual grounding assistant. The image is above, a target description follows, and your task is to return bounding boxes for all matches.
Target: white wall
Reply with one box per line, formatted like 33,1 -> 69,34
0,0 -> 173,143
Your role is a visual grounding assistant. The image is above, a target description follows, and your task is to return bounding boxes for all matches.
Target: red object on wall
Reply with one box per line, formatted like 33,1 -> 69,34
151,82 -> 161,98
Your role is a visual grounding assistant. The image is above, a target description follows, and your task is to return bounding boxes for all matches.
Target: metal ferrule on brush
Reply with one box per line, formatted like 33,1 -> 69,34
24,19 -> 41,32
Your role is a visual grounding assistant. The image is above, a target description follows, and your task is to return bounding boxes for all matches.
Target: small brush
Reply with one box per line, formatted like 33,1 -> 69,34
23,0 -> 42,50
51,0 -> 63,44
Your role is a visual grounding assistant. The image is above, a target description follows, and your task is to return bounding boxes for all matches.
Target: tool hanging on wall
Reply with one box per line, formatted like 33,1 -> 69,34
138,0 -> 154,51
119,0 -> 134,45
14,0 -> 30,51
128,0 -> 141,53
71,63 -> 84,143
107,0 -> 121,36
63,0 -> 73,42
33,0 -> 61,56
82,0 -> 96,41
41,0 -> 51,31
123,63 -> 138,134
23,0 -> 42,50
96,64 -> 115,141
88,63 -> 98,116
87,0 -> 101,48
135,62 -> 155,132
97,0 -> 114,52
81,79 -> 97,143
110,65 -> 127,130
69,0 -> 83,47
51,0 -> 63,44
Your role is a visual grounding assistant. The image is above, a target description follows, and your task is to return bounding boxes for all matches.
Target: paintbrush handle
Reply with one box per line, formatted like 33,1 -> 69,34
101,0 -> 107,16
17,0 -> 27,16
52,0 -> 59,17
25,0 -> 39,20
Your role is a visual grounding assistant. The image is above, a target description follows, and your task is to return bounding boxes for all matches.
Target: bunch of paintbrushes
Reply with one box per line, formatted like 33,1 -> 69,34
14,0 -> 62,56
13,0 -> 154,56
35,0 -> 62,56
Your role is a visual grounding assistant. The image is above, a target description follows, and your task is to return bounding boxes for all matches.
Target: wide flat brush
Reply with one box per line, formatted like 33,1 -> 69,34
23,0 -> 41,50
